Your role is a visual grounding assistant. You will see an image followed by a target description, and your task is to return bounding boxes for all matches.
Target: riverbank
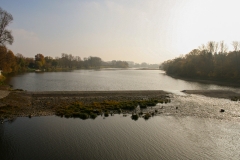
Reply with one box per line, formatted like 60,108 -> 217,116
1,90 -> 240,121
182,90 -> 240,99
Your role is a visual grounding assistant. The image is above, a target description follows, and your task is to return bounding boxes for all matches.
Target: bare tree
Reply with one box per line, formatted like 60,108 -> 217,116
0,7 -> 14,46
219,41 -> 228,54
232,41 -> 240,51
207,41 -> 216,53
214,42 -> 219,54
198,44 -> 206,51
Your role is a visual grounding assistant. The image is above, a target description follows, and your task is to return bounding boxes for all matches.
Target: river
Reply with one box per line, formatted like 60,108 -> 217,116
1,69 -> 240,159
5,69 -> 240,93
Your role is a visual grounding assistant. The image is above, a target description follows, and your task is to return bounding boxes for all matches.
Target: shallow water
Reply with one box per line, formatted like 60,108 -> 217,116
0,114 -> 240,160
163,94 -> 240,120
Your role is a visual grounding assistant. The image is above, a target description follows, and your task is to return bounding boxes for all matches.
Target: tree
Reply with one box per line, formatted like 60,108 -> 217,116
162,41 -> 240,81
206,41 -> 216,53
199,41 -> 219,54
15,53 -> 29,72
0,7 -> 14,46
219,41 -> 228,54
0,46 -> 16,73
35,53 -> 45,69
88,56 -> 102,68
51,60 -> 58,68
232,41 -> 240,51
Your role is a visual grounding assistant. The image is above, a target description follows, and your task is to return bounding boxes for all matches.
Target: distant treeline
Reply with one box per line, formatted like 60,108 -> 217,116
0,46 -> 128,74
161,41 -> 240,82
128,62 -> 159,69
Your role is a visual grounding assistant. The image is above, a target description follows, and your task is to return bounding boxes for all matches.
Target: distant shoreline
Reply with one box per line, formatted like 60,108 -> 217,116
182,90 -> 240,99
165,74 -> 240,88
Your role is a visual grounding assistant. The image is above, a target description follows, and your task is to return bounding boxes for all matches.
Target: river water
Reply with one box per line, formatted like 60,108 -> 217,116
1,115 -> 240,160
1,69 -> 240,159
5,69 -> 240,94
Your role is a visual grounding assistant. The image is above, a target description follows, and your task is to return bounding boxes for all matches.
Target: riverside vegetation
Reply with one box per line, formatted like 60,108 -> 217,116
0,75 -> 5,85
161,41 -> 240,83
0,46 -> 129,75
0,7 -> 128,75
55,99 -> 171,120
0,8 -> 129,76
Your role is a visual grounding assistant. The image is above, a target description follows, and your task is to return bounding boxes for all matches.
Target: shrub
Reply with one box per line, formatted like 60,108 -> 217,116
79,113 -> 88,119
104,112 -> 109,117
131,114 -> 139,120
0,75 -> 6,85
90,112 -> 97,119
144,113 -> 151,120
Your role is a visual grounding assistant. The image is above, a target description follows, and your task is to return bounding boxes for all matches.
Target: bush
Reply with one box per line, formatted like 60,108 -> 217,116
90,112 -> 97,119
104,112 -> 109,117
72,112 -> 81,118
55,98 -> 171,120
139,104 -> 147,108
79,113 -> 88,119
131,114 -> 139,120
231,97 -> 239,101
0,75 -> 6,85
144,113 -> 151,120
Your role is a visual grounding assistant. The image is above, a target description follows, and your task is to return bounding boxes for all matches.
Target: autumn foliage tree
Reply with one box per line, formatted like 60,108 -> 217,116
35,53 -> 45,69
0,46 -> 16,73
162,41 -> 240,82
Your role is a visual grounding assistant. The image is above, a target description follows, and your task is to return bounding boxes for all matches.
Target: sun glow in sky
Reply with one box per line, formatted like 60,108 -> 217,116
1,0 -> 240,63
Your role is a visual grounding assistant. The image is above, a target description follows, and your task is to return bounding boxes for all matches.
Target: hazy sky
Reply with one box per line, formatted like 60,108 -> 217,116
1,0 -> 240,63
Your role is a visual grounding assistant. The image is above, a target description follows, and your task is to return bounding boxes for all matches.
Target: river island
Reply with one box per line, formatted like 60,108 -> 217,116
1,86 -> 240,122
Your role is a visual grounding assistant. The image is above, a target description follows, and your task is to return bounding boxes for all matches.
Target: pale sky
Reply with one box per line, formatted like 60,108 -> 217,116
1,0 -> 240,63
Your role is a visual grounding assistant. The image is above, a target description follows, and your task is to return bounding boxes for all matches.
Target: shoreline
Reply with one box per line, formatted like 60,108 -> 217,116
165,73 -> 240,88
182,90 -> 240,99
1,90 -> 240,121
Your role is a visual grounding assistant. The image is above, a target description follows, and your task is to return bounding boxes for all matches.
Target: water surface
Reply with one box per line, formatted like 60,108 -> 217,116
1,115 -> 239,160
2,69 -> 240,159
6,69 -> 240,94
